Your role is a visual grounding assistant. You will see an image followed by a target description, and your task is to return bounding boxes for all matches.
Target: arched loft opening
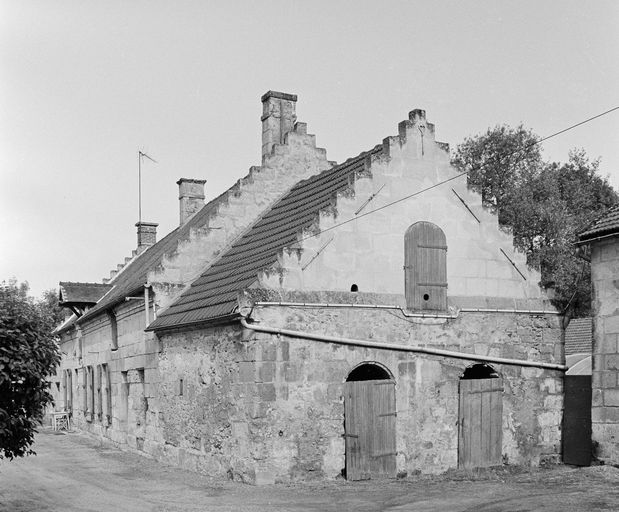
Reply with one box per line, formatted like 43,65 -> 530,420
404,221 -> 447,311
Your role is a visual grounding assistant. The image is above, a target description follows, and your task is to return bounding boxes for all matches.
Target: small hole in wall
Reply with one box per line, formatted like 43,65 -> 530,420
423,294 -> 430,301
351,284 -> 359,292
179,378 -> 184,396
279,430 -> 284,437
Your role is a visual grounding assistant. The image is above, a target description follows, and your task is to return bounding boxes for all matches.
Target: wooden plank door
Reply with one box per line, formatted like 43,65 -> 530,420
563,375 -> 591,466
458,378 -> 503,469
404,222 -> 447,311
344,380 -> 397,480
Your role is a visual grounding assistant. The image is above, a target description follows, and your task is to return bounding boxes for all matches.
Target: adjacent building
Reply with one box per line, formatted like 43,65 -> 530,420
578,208 -> 619,463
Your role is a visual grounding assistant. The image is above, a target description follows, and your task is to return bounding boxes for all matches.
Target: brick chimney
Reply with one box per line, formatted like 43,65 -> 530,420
136,221 -> 158,251
177,178 -> 206,226
261,91 -> 297,160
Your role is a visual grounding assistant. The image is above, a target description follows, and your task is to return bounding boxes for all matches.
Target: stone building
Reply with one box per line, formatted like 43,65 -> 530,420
53,91 -> 566,483
578,208 -> 619,463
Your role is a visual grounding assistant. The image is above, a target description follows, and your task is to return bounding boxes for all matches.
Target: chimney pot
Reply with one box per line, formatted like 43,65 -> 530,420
135,221 -> 158,251
177,178 -> 206,225
261,91 -> 297,160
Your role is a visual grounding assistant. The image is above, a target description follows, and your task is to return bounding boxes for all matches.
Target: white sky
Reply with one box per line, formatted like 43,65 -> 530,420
1,0 -> 618,298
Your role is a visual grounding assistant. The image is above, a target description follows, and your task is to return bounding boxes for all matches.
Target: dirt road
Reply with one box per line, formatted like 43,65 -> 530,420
1,430 -> 618,511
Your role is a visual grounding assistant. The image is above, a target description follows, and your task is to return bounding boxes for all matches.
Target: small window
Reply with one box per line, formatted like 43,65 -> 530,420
108,311 -> 118,350
81,368 -> 88,413
103,364 -> 112,424
404,221 -> 447,311
66,370 -> 73,413
96,365 -> 103,421
62,370 -> 68,410
87,366 -> 94,420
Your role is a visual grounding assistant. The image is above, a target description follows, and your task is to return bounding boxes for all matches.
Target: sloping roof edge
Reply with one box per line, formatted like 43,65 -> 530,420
75,184 -> 241,324
146,312 -> 240,333
148,148 -> 380,331
59,281 -> 113,305
578,204 -> 619,242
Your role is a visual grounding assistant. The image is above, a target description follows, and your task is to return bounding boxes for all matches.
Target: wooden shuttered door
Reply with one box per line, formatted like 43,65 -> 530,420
344,380 -> 397,481
458,378 -> 503,469
404,221 -> 447,311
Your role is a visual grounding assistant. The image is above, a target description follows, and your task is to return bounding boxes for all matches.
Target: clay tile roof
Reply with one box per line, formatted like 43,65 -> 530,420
564,317 -> 592,356
579,204 -> 619,241
59,282 -> 112,305
149,148 -> 381,331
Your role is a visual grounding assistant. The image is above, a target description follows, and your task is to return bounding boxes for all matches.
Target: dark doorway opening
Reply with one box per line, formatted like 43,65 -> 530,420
461,363 -> 499,380
563,375 -> 591,466
347,363 -> 390,382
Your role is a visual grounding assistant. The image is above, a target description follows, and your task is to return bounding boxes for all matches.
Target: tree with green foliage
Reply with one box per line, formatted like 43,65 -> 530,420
451,125 -> 543,224
0,280 -> 61,459
452,128 -> 617,317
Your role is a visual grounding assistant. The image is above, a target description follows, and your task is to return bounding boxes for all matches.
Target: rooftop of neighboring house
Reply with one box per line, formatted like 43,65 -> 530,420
579,204 -> 619,242
59,281 -> 112,306
564,317 -> 592,356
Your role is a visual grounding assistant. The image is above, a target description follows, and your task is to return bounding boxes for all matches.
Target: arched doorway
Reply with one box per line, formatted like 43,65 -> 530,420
458,363 -> 503,469
344,362 -> 396,480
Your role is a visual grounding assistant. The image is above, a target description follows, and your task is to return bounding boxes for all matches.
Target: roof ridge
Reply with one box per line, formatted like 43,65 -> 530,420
59,281 -> 112,287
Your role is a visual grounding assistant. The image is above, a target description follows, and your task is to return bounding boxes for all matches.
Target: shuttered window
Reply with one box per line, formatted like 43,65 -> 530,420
404,221 -> 447,310
96,365 -> 103,421
108,311 -> 118,350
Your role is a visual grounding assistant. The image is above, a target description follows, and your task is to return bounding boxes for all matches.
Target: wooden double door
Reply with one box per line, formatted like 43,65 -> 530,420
458,377 -> 504,469
344,379 -> 397,480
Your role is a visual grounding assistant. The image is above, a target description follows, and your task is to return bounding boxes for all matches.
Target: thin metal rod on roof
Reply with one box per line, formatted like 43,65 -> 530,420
355,184 -> 385,215
451,188 -> 480,223
301,236 -> 334,271
138,150 -> 157,224
500,248 -> 527,281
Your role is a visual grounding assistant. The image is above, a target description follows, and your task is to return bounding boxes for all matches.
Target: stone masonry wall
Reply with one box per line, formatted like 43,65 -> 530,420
591,238 -> 619,462
151,298 -> 563,483
54,300 -> 159,450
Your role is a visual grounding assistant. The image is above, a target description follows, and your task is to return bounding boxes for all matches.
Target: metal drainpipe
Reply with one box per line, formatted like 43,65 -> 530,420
253,301 -> 561,316
144,285 -> 150,327
239,318 -> 567,371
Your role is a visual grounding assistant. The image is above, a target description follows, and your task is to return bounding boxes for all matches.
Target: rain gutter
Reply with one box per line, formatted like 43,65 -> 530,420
252,301 -> 561,316
575,231 -> 619,246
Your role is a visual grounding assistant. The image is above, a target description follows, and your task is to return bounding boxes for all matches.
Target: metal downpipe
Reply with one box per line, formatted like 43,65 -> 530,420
240,318 -> 567,371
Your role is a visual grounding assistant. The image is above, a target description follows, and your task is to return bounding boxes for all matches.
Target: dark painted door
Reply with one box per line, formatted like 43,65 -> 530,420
563,375 -> 592,466
344,380 -> 397,480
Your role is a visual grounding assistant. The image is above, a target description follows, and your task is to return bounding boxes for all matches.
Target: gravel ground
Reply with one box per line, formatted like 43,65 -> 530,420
0,430 -> 618,512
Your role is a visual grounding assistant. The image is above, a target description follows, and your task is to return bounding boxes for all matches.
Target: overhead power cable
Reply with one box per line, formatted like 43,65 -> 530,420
294,105 -> 619,246
166,105 -> 619,312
